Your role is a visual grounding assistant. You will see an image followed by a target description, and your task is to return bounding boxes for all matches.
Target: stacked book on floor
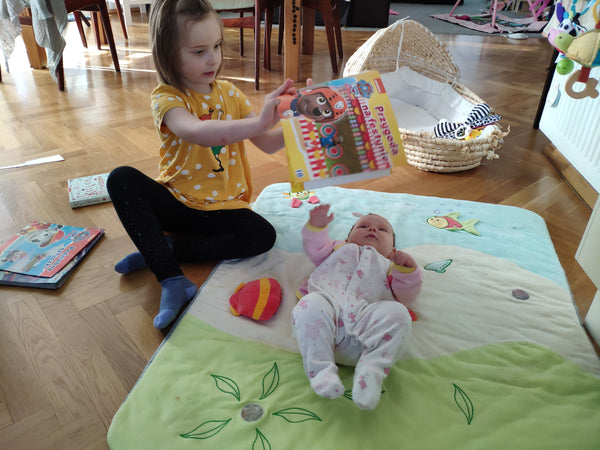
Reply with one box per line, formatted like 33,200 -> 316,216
0,222 -> 104,289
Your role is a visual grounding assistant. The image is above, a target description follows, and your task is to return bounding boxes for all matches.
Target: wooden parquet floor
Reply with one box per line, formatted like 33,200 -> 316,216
0,11 -> 597,449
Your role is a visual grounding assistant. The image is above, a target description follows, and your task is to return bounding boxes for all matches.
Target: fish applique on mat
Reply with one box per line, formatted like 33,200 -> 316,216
427,212 -> 480,236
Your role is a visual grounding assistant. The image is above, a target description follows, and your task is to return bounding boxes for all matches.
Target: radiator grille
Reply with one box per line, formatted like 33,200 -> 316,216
540,64 -> 600,191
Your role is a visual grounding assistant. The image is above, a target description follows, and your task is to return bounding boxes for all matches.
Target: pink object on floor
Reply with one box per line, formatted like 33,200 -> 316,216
389,9 -> 399,15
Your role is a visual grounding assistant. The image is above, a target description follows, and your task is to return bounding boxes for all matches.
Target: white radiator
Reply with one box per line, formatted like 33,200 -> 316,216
539,63 -> 600,191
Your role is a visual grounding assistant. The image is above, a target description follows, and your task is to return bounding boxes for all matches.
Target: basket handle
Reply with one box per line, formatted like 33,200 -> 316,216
389,19 -> 458,87
394,20 -> 408,73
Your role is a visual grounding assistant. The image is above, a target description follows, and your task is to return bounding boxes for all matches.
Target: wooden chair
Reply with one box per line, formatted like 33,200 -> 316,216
73,0 -> 128,49
58,0 -> 121,90
211,0 -> 280,90
0,1 -> 119,90
272,0 -> 343,74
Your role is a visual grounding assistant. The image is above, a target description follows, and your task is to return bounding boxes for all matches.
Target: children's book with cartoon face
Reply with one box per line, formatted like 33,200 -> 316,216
277,71 -> 406,192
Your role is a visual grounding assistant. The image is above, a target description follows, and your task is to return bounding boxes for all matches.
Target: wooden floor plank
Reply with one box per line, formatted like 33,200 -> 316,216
42,299 -> 130,428
8,297 -> 95,426
0,298 -> 52,423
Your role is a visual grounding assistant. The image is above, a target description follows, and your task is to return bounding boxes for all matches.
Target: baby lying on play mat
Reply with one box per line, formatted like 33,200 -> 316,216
292,204 -> 423,410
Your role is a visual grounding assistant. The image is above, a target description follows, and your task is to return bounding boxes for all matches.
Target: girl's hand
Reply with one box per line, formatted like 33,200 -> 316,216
258,78 -> 296,131
309,204 -> 334,228
391,250 -> 417,269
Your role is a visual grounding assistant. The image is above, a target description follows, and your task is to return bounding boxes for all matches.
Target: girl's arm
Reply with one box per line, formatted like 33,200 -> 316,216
247,115 -> 285,155
163,79 -> 295,150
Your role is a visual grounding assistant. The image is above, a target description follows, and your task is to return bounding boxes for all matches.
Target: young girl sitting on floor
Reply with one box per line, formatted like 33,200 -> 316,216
107,0 -> 299,330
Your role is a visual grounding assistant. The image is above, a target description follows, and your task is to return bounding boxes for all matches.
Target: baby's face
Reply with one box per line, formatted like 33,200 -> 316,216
347,215 -> 395,258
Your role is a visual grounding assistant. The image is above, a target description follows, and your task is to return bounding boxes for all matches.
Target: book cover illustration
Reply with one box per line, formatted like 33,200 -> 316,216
0,222 -> 104,278
277,71 -> 405,192
68,172 -> 111,208
0,231 -> 104,289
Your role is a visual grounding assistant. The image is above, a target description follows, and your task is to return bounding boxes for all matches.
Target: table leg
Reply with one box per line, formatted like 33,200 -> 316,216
18,11 -> 48,69
302,8 -> 314,55
284,0 -> 301,81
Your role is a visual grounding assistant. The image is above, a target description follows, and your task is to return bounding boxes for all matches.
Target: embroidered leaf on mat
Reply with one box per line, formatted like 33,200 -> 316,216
273,407 -> 322,423
211,374 -> 241,401
259,362 -> 280,400
252,428 -> 271,450
453,383 -> 474,425
344,388 -> 385,401
180,418 -> 232,439
425,259 -> 453,273
343,389 -> 353,401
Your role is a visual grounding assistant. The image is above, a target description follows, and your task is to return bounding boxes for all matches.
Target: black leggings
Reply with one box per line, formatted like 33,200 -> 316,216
106,166 -> 276,281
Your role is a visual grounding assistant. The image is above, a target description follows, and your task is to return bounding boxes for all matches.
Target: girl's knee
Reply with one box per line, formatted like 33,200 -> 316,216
107,166 -> 140,192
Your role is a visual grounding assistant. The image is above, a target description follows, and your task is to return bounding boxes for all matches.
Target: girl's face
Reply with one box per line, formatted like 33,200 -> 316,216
347,214 -> 395,258
176,15 -> 222,94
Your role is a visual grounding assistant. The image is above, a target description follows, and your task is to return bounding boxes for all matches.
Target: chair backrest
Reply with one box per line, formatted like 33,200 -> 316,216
210,0 -> 256,11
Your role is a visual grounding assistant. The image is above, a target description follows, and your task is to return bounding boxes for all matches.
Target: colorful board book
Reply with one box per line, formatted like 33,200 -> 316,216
0,222 -> 104,288
0,231 -> 104,289
277,71 -> 405,192
68,173 -> 111,208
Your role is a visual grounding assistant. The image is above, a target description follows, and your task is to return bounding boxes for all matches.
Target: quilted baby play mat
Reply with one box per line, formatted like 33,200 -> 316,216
107,183 -> 600,449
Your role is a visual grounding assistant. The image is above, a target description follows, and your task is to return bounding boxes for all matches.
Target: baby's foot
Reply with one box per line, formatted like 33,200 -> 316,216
310,368 -> 345,399
352,363 -> 384,410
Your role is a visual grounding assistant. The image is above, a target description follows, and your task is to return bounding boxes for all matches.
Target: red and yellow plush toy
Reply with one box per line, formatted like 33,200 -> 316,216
229,278 -> 282,321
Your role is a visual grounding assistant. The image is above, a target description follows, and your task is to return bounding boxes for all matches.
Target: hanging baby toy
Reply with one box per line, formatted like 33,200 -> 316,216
547,0 -> 600,99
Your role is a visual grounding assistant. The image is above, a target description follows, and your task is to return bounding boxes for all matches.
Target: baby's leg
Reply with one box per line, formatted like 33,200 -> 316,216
292,293 -> 345,399
352,302 -> 412,410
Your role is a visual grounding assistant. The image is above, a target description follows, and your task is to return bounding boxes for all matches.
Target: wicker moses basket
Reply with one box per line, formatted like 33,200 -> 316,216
343,20 -> 509,172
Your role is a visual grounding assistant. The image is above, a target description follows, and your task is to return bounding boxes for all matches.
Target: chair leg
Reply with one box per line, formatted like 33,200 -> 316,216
264,5 -> 273,71
332,0 -> 342,60
320,4 -> 339,73
113,0 -> 129,40
122,2 -> 133,25
57,57 -> 65,91
91,12 -> 102,50
98,1 -> 121,72
254,9 -> 260,90
239,12 -> 245,57
278,6 -> 283,55
73,12 -> 88,48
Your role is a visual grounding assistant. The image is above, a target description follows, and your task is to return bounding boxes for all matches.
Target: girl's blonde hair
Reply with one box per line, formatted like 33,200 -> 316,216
149,0 -> 223,91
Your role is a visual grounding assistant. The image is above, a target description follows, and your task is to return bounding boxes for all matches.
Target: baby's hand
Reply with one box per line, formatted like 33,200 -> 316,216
309,204 -> 334,229
391,250 -> 417,269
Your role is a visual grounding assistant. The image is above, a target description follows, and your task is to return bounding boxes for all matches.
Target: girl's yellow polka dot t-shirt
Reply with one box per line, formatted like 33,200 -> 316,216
151,80 -> 255,211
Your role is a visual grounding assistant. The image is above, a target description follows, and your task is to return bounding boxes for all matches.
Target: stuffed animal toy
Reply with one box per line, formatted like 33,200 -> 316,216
547,1 -> 600,99
229,278 -> 282,321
